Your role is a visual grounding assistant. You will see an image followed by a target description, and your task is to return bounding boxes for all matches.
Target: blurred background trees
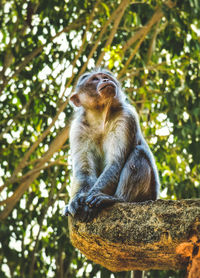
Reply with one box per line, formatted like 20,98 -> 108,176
0,0 -> 199,277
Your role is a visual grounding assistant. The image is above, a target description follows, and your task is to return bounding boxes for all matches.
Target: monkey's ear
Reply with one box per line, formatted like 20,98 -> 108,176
70,94 -> 81,107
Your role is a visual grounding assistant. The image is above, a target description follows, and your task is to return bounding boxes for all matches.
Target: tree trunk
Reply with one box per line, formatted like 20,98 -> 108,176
68,199 -> 200,275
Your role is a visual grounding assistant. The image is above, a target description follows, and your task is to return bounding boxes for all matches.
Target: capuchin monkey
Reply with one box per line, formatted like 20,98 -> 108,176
65,68 -> 160,223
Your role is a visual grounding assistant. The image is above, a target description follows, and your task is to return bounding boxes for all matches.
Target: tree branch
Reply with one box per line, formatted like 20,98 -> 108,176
28,179 -> 68,278
76,0 -> 130,81
3,99 -> 70,189
0,19 -> 84,93
118,32 -> 147,79
0,124 -> 69,220
117,0 -> 176,79
121,0 -> 175,54
96,0 -> 130,66
119,62 -> 167,82
61,0 -> 101,97
68,199 -> 200,273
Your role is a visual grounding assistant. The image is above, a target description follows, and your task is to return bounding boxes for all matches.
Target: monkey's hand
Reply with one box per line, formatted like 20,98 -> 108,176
66,194 -> 99,222
66,193 -> 86,216
86,191 -> 116,208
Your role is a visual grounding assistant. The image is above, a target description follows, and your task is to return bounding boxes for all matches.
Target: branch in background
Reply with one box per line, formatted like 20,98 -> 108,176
138,20 -> 161,114
121,0 -> 175,53
118,6 -> 164,78
76,0 -> 130,81
61,0 -> 101,97
0,85 -> 40,140
0,158 -> 68,195
118,0 -> 175,78
0,19 -> 84,94
118,32 -> 147,79
0,8 -> 86,216
126,87 -> 162,95
119,62 -> 167,82
0,124 -> 69,220
28,179 -> 68,278
96,0 -> 130,66
146,20 -> 160,64
3,96 -> 70,190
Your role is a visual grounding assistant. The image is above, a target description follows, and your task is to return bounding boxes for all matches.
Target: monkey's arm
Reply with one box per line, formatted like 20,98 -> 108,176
65,161 -> 99,221
70,119 -> 98,194
66,122 -> 99,220
67,150 -> 98,211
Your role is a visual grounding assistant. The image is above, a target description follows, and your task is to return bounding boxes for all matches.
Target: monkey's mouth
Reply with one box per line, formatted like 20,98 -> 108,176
98,82 -> 115,92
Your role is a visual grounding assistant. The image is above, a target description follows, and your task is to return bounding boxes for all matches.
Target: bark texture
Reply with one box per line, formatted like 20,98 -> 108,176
68,199 -> 200,272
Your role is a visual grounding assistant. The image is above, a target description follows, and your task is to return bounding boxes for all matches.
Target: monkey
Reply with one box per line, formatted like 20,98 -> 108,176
65,68 -> 160,223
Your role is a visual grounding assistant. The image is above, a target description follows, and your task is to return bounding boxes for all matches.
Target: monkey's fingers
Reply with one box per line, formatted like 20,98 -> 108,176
86,195 -> 96,207
97,196 -> 116,208
77,195 -> 85,205
87,194 -> 117,208
89,197 -> 99,207
86,193 -> 105,207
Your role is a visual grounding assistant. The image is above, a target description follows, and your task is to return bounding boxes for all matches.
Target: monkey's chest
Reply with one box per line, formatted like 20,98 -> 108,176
86,126 -> 107,155
90,131 -> 104,151
86,121 -> 111,156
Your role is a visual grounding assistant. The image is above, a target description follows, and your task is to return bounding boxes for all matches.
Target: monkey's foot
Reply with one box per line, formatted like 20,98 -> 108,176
75,205 -> 99,222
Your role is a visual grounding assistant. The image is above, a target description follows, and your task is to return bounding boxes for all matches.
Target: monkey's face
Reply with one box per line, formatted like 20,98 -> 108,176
70,71 -> 119,109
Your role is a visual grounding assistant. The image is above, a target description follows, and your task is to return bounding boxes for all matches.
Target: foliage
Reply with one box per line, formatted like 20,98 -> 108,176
0,0 -> 199,277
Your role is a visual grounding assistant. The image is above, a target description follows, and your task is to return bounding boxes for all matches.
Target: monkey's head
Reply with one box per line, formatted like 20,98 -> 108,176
70,69 -> 121,109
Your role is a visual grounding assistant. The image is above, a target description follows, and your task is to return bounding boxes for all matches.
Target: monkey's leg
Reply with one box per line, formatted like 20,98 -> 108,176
85,145 -> 155,209
115,145 -> 154,202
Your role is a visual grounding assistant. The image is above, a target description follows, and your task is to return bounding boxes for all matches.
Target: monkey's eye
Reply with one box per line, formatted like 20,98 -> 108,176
91,77 -> 99,81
